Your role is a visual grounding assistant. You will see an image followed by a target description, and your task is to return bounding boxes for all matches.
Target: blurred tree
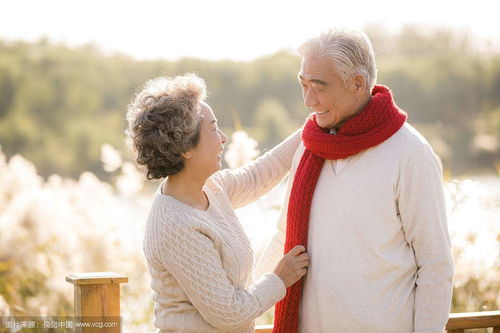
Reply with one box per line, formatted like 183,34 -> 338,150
0,26 -> 498,177
250,98 -> 300,149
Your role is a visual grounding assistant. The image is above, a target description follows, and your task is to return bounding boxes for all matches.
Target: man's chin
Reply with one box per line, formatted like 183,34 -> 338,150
316,120 -> 335,130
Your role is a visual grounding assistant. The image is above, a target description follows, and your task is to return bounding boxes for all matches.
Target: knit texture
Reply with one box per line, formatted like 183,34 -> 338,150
255,123 -> 453,333
273,85 -> 407,333
143,129 -> 301,333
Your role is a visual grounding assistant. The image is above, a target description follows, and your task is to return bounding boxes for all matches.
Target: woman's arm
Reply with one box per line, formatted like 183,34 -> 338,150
254,142 -> 305,280
156,217 -> 286,331
213,128 -> 301,209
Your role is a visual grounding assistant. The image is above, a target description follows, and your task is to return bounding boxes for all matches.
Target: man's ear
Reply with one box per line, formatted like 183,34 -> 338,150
353,74 -> 366,94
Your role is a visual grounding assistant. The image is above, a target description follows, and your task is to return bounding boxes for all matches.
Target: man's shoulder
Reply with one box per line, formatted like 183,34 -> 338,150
390,123 -> 435,155
293,122 -> 439,164
392,123 -> 443,170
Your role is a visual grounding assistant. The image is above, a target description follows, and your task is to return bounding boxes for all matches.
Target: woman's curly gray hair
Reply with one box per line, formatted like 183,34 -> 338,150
126,73 -> 207,179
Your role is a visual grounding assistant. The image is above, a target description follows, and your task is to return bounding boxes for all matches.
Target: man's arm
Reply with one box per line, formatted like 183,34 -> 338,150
397,144 -> 454,333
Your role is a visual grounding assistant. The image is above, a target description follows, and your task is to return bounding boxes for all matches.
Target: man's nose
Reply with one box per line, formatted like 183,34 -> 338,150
303,89 -> 318,108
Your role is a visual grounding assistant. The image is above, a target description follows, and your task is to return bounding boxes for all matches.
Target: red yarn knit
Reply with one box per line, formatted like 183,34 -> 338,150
272,85 -> 407,333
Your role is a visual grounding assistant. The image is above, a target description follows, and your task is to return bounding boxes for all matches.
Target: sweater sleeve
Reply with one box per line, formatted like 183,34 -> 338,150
254,143 -> 305,281
156,215 -> 286,331
213,129 -> 301,209
396,145 -> 454,333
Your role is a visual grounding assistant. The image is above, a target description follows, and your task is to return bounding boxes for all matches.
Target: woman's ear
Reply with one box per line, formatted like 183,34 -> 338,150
181,151 -> 193,159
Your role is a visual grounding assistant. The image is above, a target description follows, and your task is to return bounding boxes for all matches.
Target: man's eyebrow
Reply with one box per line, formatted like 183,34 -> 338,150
297,74 -> 327,86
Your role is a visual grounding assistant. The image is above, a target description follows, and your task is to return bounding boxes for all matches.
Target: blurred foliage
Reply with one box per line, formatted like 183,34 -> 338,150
1,148 -> 498,330
1,25 -> 498,330
0,151 -> 153,329
0,26 -> 499,180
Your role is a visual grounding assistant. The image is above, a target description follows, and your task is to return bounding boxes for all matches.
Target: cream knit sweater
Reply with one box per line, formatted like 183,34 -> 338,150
255,123 -> 454,333
143,130 -> 301,333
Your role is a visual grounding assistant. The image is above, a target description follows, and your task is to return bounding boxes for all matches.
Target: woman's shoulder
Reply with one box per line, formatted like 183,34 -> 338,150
206,169 -> 232,194
144,193 -> 217,260
146,193 -> 205,234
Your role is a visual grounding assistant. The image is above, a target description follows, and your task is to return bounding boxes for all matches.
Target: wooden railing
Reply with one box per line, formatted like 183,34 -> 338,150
255,312 -> 500,333
66,272 -> 500,333
446,312 -> 500,333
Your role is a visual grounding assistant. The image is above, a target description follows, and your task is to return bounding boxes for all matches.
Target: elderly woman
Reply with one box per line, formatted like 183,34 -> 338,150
126,73 -> 308,333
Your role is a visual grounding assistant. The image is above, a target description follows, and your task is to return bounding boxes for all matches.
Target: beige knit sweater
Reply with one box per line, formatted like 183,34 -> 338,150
255,123 -> 454,333
143,130 -> 301,333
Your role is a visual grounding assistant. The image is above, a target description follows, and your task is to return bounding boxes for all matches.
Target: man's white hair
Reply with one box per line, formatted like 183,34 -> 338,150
298,28 -> 377,91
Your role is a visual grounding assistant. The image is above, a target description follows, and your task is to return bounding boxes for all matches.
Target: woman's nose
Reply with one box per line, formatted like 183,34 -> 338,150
220,131 -> 227,144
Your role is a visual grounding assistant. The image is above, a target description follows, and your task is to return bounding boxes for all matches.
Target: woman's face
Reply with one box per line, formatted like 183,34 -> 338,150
187,102 -> 227,176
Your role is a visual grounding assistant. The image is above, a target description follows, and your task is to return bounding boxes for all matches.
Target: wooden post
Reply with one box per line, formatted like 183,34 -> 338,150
66,272 -> 128,333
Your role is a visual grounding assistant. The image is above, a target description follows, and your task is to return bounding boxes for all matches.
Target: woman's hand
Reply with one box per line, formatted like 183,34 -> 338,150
273,245 -> 309,288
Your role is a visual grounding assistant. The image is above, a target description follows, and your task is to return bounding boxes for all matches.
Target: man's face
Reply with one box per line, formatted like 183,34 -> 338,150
298,56 -> 360,130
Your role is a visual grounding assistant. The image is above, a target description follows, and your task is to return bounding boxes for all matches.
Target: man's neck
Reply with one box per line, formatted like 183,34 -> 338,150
334,94 -> 372,132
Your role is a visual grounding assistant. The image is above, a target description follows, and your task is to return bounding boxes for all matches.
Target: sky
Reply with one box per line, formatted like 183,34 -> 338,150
1,0 -> 499,61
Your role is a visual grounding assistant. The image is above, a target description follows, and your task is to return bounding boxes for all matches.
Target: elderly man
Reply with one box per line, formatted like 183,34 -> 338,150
255,29 -> 454,333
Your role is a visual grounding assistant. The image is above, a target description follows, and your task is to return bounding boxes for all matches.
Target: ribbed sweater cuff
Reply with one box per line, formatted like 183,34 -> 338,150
250,273 -> 286,314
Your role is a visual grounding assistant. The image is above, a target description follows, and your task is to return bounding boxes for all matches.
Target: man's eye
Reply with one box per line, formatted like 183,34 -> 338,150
312,84 -> 326,92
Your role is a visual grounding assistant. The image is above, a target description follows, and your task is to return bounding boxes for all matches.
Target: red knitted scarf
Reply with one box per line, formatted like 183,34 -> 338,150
272,85 -> 407,333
